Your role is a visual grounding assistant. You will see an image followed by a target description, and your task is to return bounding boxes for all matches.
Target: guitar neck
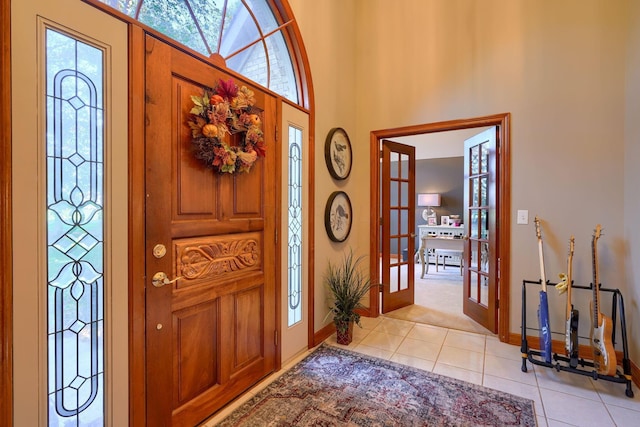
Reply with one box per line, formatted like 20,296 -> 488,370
538,241 -> 547,291
535,217 -> 547,291
566,237 -> 574,320
592,226 -> 601,326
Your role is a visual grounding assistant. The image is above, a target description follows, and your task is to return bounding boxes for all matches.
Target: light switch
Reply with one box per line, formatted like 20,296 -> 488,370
517,210 -> 529,225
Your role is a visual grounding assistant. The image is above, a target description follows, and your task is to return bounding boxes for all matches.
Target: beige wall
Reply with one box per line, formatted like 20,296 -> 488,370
290,0 -> 362,330
291,0 -> 639,363
625,0 -> 640,364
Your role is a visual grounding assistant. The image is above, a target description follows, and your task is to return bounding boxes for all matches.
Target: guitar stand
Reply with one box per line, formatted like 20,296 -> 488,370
520,279 -> 634,398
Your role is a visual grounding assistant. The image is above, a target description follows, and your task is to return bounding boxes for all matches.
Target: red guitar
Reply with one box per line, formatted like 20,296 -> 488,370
590,225 -> 617,376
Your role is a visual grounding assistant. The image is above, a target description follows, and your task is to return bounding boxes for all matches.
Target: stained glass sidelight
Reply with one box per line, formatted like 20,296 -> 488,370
46,28 -> 105,425
287,125 -> 302,326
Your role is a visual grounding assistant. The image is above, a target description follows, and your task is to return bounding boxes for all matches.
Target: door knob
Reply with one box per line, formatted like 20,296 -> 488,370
152,271 -> 183,288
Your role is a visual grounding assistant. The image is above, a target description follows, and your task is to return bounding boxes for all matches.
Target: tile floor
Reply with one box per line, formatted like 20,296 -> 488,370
203,316 -> 640,426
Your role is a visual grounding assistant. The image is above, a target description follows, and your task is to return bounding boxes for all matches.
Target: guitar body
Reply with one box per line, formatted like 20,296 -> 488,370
590,302 -> 617,376
538,290 -> 552,363
566,307 -> 579,368
563,236 -> 579,368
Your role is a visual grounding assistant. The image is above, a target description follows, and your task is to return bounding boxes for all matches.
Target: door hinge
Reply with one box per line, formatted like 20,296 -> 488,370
496,299 -> 499,309
274,330 -> 278,347
497,257 -> 500,279
275,124 -> 278,142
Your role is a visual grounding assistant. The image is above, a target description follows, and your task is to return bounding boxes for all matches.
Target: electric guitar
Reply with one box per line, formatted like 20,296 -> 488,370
534,217 -> 552,363
590,225 -> 617,376
556,237 -> 579,368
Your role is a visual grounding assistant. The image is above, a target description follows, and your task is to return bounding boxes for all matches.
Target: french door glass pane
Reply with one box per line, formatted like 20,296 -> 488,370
481,142 -> 489,173
46,28 -> 105,426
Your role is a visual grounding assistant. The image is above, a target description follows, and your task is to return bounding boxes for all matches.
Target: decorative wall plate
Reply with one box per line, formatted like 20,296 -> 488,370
324,127 -> 352,180
324,191 -> 352,242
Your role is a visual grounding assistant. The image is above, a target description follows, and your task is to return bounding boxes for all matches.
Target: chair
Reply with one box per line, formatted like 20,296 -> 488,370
434,249 -> 464,275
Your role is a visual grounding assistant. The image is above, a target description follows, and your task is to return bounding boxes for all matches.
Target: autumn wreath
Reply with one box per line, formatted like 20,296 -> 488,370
188,78 -> 266,174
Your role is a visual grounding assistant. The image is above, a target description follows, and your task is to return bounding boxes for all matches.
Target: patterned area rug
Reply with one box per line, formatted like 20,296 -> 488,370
217,344 -> 536,426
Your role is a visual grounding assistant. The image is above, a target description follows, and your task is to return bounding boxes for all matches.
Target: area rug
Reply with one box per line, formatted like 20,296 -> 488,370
216,344 -> 536,426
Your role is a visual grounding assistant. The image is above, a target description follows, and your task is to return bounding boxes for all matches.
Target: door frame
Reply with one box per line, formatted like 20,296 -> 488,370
368,113 -> 511,342
1,1 -> 12,425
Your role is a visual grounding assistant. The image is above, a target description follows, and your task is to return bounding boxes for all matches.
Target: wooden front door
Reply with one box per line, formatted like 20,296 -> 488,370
462,127 -> 498,333
144,35 -> 277,426
380,140 -> 416,313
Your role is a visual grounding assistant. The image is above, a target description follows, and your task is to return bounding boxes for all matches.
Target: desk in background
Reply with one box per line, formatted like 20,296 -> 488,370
418,236 -> 464,278
418,224 -> 465,238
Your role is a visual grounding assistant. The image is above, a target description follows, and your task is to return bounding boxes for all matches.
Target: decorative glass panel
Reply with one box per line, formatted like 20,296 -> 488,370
472,177 -> 479,206
481,142 -> 489,173
480,209 -> 488,239
46,28 -> 105,425
480,242 -> 489,273
96,0 -> 300,104
287,125 -> 302,327
480,176 -> 488,206
470,144 -> 479,174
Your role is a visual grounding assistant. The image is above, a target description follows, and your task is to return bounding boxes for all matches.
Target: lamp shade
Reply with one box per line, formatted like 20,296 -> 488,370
417,193 -> 441,207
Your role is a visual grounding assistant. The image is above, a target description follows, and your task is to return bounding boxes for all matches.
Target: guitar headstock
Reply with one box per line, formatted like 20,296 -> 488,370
569,235 -> 575,256
534,216 -> 541,239
593,224 -> 602,242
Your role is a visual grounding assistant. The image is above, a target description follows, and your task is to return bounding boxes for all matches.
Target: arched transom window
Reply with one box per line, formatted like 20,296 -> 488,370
97,0 -> 300,104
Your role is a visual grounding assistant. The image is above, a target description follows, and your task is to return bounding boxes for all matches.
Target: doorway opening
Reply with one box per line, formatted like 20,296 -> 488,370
368,114 -> 511,342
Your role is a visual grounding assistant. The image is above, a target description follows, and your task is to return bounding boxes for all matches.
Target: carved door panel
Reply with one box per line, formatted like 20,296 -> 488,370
144,35 -> 277,426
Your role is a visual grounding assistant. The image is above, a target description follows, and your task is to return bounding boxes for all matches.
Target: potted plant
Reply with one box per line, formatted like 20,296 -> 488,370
324,249 -> 372,345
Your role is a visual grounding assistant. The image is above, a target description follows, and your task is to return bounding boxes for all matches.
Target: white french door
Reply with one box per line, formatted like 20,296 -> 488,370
11,0 -> 129,425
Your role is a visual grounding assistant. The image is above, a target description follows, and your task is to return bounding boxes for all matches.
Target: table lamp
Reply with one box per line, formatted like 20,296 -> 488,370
417,193 -> 441,222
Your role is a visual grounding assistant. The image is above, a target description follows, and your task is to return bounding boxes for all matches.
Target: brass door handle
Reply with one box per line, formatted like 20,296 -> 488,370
152,271 -> 182,288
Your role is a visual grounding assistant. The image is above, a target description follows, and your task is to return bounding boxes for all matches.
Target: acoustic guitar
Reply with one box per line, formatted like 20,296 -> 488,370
556,236 -> 579,368
590,225 -> 617,376
534,217 -> 552,363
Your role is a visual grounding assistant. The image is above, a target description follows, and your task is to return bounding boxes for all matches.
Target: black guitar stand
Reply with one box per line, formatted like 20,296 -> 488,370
520,279 -> 634,398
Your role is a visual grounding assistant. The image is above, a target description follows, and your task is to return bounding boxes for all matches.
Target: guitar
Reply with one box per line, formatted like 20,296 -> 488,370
534,217 -> 552,363
590,225 -> 617,376
556,236 -> 579,368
